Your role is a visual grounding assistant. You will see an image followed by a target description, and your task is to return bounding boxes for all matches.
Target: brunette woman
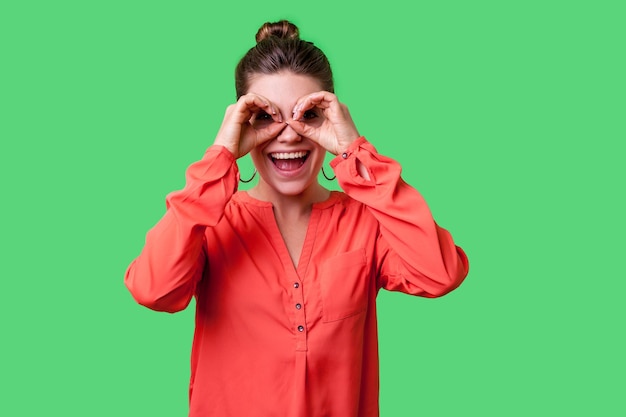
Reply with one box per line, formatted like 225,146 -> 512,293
125,20 -> 469,417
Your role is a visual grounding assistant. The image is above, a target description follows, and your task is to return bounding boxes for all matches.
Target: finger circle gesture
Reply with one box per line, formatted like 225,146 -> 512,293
289,91 -> 360,155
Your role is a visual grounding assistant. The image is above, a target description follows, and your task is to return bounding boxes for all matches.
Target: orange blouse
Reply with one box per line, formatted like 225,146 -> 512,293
125,137 -> 469,417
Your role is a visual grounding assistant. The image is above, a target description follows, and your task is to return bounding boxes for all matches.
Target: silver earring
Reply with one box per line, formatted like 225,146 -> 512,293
240,169 -> 257,183
321,166 -> 336,181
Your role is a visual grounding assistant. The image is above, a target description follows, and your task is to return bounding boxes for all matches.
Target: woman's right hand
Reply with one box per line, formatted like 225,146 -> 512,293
213,94 -> 286,159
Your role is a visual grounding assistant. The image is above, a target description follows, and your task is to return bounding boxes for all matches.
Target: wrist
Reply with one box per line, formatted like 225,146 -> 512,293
337,133 -> 361,155
213,138 -> 238,158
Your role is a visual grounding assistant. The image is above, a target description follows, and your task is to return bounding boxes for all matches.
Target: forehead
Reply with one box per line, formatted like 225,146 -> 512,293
247,71 -> 323,105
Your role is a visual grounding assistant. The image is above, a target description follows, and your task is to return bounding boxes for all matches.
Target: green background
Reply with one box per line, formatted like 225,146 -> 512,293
1,0 -> 624,415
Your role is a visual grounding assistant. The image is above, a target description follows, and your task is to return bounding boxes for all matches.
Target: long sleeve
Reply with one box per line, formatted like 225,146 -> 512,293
330,137 -> 469,297
124,145 -> 239,312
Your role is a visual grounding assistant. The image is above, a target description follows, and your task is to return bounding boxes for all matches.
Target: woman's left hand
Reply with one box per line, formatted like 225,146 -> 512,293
288,92 -> 360,155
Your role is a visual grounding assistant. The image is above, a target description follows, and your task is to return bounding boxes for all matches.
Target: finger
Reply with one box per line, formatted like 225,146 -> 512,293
249,94 -> 283,123
253,122 -> 287,148
271,103 -> 283,123
287,120 -> 318,142
239,120 -> 286,156
260,100 -> 282,123
231,95 -> 265,124
237,94 -> 282,123
292,92 -> 331,120
265,121 -> 288,139
292,91 -> 336,120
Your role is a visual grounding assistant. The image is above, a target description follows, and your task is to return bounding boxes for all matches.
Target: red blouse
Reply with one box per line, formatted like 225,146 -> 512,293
125,137 -> 469,416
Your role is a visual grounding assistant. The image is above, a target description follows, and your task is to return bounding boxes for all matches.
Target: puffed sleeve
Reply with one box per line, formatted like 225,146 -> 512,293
124,145 -> 239,312
330,137 -> 469,297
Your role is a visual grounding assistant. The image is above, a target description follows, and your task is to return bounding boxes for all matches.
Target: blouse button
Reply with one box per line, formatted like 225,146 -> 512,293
293,282 -> 299,289
342,152 -> 348,159
297,325 -> 304,332
295,303 -> 302,310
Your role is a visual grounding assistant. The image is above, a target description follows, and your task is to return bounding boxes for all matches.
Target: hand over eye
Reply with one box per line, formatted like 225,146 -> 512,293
288,91 -> 360,155
213,94 -> 286,159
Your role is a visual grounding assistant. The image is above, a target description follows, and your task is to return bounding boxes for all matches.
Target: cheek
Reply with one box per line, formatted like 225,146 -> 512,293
311,146 -> 327,168
249,148 -> 265,168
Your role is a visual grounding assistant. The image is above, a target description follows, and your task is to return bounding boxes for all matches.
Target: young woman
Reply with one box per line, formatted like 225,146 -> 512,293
125,20 -> 469,417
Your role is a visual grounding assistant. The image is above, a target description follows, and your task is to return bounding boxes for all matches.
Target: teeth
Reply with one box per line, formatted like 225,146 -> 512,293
270,151 -> 308,160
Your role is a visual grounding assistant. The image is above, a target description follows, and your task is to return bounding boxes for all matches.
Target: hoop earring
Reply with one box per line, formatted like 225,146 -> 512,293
321,166 -> 336,181
240,169 -> 257,183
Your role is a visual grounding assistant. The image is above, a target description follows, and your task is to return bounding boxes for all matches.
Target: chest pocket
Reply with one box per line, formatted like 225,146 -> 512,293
319,248 -> 369,323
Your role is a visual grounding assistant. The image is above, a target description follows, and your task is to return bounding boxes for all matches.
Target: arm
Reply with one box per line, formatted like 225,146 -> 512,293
288,92 -> 468,296
124,146 -> 238,312
330,137 -> 469,297
125,94 -> 286,313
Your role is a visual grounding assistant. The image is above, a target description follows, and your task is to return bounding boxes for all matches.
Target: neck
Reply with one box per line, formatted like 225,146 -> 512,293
248,180 -> 330,219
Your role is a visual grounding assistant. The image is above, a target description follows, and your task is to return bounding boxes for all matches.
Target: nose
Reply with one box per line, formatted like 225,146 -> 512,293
276,123 -> 301,143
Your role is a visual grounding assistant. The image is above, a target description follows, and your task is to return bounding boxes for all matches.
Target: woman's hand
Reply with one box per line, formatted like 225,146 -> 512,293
288,92 -> 360,155
213,94 -> 286,159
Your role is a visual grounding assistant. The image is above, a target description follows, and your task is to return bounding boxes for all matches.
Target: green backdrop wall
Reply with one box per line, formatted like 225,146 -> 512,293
1,0 -> 624,415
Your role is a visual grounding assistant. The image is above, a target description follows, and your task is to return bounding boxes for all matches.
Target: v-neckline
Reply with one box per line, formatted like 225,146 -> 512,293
266,205 -> 320,278
235,191 -> 342,278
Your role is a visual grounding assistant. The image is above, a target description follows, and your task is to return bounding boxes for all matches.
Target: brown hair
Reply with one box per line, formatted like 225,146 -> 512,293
235,20 -> 334,98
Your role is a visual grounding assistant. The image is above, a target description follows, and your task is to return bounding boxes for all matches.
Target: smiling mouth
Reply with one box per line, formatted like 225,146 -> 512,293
269,151 -> 310,171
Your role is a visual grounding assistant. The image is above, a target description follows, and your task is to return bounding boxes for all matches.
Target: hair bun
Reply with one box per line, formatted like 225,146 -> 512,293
255,20 -> 300,43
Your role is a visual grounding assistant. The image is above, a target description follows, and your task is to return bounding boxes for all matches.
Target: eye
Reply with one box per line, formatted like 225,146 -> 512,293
302,110 -> 318,120
255,111 -> 272,121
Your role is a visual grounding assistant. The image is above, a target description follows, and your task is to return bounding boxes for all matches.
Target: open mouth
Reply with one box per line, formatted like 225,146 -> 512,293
269,151 -> 310,172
